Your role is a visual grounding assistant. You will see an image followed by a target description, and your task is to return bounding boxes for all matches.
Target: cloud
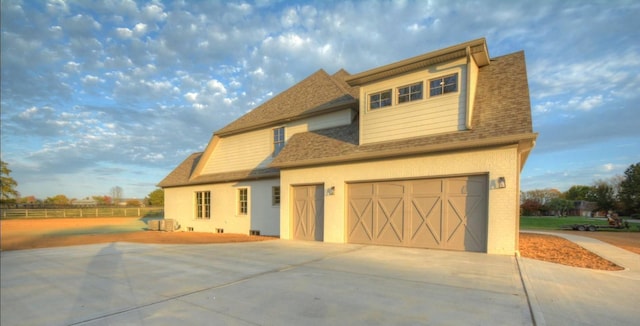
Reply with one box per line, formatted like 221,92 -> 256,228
2,0 -> 639,198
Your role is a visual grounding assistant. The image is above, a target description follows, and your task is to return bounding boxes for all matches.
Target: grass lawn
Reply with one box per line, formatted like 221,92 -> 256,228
520,216 -> 633,231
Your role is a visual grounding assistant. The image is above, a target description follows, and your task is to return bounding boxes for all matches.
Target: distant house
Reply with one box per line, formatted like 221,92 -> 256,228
571,200 -> 596,217
159,38 -> 537,254
71,199 -> 97,207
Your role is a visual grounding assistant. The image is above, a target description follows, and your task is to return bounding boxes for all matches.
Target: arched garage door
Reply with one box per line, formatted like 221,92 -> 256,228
347,176 -> 488,252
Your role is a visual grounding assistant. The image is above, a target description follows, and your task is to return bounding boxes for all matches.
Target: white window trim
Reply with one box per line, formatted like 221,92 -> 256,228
428,72 -> 460,98
368,89 -> 392,110
364,69 -> 462,113
237,188 -> 249,216
195,191 -> 211,220
396,81 -> 424,105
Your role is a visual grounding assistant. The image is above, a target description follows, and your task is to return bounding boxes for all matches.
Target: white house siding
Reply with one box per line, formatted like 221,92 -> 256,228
286,109 -> 354,137
280,145 -> 521,255
164,178 -> 280,235
359,58 -> 469,144
200,128 -> 273,175
200,109 -> 354,175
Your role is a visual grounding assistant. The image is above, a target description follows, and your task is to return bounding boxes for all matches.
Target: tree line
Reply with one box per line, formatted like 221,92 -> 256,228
521,162 -> 640,216
1,160 -> 164,207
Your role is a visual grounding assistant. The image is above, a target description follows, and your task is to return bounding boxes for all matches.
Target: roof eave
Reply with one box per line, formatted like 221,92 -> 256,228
160,171 -> 281,188
271,132 -> 538,169
346,38 -> 489,86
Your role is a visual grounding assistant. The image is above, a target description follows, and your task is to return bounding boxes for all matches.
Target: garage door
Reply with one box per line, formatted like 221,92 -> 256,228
292,185 -> 324,241
347,176 -> 487,252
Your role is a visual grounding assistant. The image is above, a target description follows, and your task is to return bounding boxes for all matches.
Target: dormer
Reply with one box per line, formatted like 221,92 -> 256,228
346,38 -> 490,145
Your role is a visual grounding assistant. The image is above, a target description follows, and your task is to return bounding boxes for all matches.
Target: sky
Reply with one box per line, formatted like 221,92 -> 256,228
1,0 -> 639,200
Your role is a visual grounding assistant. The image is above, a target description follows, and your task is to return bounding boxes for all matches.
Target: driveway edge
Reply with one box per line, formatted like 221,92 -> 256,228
515,253 -> 546,326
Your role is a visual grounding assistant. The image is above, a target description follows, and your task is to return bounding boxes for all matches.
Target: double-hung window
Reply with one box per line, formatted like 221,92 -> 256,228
195,191 -> 210,219
397,82 -> 423,103
273,127 -> 285,156
369,89 -> 392,109
429,73 -> 458,97
238,188 -> 248,215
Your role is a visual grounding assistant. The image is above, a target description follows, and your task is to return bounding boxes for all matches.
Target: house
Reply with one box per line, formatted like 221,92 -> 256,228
571,200 -> 596,217
158,38 -> 537,255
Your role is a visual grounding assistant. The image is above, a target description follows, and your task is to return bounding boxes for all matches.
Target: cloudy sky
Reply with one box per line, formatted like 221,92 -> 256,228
2,0 -> 639,200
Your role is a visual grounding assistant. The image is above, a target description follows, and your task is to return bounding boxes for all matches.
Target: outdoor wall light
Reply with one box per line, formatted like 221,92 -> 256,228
327,186 -> 335,196
498,177 -> 506,189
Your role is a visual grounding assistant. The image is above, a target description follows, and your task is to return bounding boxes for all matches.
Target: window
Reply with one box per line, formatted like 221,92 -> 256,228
369,89 -> 392,109
238,188 -> 248,215
195,191 -> 210,219
272,186 -> 280,206
397,82 -> 423,103
273,127 -> 285,156
429,73 -> 458,97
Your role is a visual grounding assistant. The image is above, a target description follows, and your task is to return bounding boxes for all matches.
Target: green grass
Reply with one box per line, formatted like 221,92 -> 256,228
520,216 -> 613,230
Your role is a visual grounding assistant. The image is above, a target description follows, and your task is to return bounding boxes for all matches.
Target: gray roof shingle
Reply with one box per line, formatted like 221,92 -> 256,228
216,69 -> 359,136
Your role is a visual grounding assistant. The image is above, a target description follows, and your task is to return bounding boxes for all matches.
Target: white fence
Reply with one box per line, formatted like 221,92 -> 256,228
1,207 -> 164,219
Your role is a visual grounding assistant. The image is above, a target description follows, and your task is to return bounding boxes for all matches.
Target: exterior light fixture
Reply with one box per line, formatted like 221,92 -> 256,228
327,186 -> 335,196
498,177 -> 506,189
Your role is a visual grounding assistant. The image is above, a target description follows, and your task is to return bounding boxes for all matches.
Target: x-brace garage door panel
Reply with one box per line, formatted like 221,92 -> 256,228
293,185 -> 324,241
347,176 -> 487,252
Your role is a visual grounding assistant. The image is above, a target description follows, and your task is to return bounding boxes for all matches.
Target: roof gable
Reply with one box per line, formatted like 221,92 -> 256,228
216,69 -> 358,136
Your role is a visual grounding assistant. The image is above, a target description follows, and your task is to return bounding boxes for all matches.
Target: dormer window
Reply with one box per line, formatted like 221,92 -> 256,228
429,73 -> 458,97
369,89 -> 392,109
398,82 -> 423,103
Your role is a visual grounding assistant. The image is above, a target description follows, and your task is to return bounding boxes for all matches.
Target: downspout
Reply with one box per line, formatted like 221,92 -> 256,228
465,46 -> 473,130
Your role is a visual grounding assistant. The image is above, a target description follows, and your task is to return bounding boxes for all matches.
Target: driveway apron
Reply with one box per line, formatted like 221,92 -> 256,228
1,240 -> 531,325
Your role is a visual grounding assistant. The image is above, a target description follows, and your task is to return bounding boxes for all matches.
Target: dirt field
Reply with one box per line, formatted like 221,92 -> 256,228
1,218 -> 638,271
0,217 -> 274,251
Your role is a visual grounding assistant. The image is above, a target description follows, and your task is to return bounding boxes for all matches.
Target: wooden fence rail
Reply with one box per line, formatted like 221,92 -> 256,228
1,207 -> 164,219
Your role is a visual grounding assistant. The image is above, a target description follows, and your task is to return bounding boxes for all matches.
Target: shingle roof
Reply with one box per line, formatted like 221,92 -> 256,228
157,152 -> 280,188
158,69 -> 358,187
270,51 -> 536,168
216,69 -> 359,136
157,152 -> 202,188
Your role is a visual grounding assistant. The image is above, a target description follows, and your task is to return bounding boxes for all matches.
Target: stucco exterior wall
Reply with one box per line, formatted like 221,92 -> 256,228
280,145 -> 520,255
164,178 -> 280,235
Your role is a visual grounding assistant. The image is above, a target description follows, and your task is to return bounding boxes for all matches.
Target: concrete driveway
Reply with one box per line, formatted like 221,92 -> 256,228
1,240 -> 532,325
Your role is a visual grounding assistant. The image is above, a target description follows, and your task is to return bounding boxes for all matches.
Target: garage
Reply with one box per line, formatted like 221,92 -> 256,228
347,175 -> 488,252
292,185 -> 324,241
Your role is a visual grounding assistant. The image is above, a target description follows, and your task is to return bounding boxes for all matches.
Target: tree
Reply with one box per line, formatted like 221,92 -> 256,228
92,195 -> 112,206
547,198 -> 573,216
45,194 -> 70,206
520,199 -> 543,216
587,180 -> 616,212
1,160 -> 19,203
147,188 -> 164,206
110,186 -> 123,205
564,185 -> 592,200
619,162 -> 640,214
